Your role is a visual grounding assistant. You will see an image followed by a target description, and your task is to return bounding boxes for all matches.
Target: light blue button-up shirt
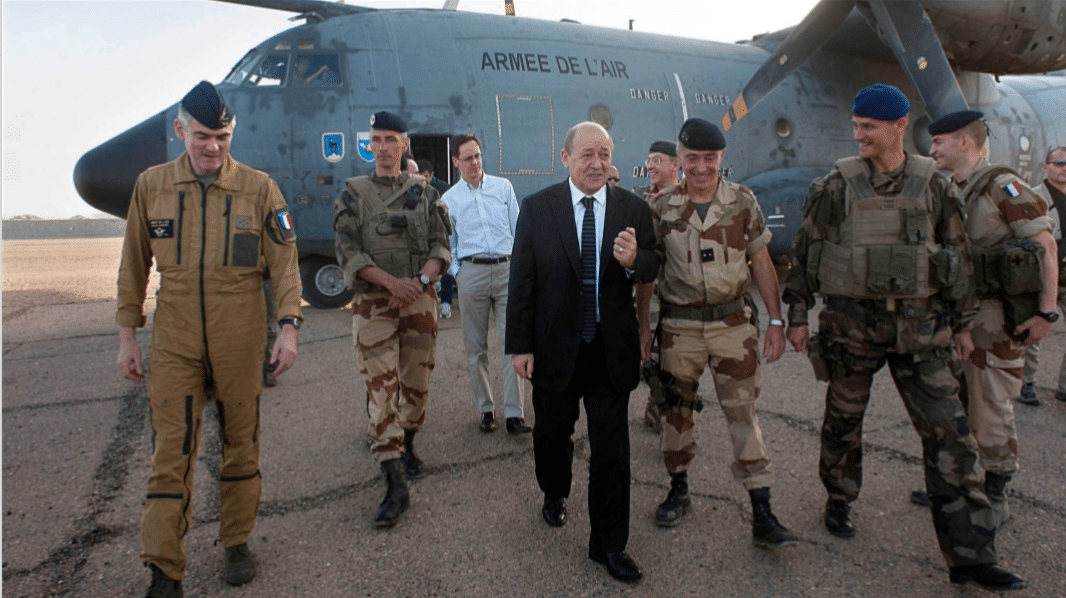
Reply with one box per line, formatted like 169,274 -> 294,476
442,173 -> 521,276
569,179 -> 607,322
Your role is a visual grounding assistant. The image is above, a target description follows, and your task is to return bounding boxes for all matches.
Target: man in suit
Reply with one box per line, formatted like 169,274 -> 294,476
505,121 -> 660,584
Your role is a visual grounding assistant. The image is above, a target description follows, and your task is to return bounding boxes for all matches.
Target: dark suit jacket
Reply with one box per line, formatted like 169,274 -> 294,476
505,180 -> 660,393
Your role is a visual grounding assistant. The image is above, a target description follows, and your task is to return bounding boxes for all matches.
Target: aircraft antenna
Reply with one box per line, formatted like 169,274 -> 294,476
504,0 -> 515,16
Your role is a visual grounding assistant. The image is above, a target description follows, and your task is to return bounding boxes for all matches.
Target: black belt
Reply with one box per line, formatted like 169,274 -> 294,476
461,256 -> 509,265
662,298 -> 743,322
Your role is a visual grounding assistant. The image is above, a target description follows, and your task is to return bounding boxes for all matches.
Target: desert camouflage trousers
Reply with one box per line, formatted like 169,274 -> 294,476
960,299 -> 1022,477
816,300 -> 997,567
352,288 -> 438,464
658,309 -> 773,489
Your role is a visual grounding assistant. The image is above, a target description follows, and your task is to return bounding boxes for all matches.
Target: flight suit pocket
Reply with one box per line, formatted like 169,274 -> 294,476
231,233 -> 259,267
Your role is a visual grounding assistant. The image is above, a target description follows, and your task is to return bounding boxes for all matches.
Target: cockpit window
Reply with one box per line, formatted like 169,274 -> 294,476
246,54 -> 289,87
292,54 -> 342,87
224,49 -> 260,85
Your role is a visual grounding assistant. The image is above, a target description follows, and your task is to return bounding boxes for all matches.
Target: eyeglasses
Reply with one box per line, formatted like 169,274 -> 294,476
457,153 -> 482,163
645,156 -> 669,167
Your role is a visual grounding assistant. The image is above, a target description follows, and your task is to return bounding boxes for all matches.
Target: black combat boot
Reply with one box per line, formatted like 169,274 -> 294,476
374,458 -> 410,528
985,472 -> 1012,526
144,564 -> 183,598
750,487 -> 797,548
654,471 -> 691,527
223,543 -> 256,586
824,498 -> 855,538
949,564 -> 1026,590
400,429 -> 424,479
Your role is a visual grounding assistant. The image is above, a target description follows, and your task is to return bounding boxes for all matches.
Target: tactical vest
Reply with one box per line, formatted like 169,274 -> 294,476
814,156 -> 942,299
347,176 -> 432,280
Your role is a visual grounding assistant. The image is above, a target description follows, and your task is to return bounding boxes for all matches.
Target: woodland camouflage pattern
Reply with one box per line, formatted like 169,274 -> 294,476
785,156 -> 999,568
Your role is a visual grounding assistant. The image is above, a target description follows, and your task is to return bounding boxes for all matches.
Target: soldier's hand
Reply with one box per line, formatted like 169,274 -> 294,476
388,276 -> 424,305
511,353 -> 534,379
764,325 -> 785,363
613,227 -> 638,269
955,330 -> 974,361
786,325 -> 809,353
640,325 -> 652,361
1015,315 -> 1053,346
270,324 -> 299,377
117,326 -> 145,382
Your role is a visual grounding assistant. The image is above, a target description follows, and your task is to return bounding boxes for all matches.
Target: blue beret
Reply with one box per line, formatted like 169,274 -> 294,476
678,119 -> 726,151
927,110 -> 985,136
648,140 -> 677,156
370,111 -> 407,133
852,84 -> 910,120
181,81 -> 233,129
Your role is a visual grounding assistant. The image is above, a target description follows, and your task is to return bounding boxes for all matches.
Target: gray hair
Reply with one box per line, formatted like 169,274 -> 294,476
175,104 -> 235,129
564,121 -> 612,153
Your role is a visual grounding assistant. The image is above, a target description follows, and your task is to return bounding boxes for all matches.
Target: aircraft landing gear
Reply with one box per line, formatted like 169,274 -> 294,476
300,255 -> 354,309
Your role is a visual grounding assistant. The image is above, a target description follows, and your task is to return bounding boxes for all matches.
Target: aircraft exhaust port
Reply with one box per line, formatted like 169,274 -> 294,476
300,255 -> 354,309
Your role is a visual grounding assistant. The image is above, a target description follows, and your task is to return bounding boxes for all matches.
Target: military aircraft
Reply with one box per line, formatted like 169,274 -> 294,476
74,0 -> 1066,308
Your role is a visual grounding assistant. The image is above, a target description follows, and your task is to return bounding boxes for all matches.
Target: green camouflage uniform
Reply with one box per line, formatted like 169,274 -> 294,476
334,173 -> 451,464
783,155 -> 999,568
651,178 -> 775,489
957,162 -> 1051,477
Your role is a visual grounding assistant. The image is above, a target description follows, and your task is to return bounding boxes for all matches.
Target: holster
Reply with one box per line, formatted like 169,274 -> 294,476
807,333 -> 832,382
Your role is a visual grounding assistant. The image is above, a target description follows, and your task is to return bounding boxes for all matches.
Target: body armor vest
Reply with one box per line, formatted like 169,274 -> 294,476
347,176 -> 432,281
815,156 -> 941,299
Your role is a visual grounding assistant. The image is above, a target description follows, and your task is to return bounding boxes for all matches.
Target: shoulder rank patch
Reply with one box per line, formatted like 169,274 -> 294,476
1002,180 -> 1023,198
149,219 -> 174,238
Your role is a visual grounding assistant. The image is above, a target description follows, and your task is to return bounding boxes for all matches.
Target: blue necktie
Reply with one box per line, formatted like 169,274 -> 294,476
581,196 -> 597,342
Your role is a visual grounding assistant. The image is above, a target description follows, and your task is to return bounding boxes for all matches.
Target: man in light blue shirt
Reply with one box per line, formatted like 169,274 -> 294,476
443,134 -> 530,434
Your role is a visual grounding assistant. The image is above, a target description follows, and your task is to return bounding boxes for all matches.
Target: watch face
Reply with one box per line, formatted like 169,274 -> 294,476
1049,311 -> 1060,323
420,274 -> 430,285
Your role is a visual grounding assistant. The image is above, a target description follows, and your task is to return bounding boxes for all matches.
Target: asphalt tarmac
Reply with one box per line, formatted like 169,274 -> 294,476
3,237 -> 1065,597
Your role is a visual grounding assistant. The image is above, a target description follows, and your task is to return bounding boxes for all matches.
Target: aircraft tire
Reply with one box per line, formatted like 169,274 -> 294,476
299,255 -> 354,309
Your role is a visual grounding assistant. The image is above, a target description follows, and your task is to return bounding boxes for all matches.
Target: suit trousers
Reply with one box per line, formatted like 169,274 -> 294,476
532,328 -> 631,557
456,260 -> 526,418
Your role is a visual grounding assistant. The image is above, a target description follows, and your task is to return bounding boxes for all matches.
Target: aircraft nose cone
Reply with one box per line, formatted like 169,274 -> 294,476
74,111 -> 169,218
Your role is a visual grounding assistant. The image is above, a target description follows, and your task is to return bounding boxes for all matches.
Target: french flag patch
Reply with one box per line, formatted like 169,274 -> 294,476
277,210 -> 293,231
1003,181 -> 1022,197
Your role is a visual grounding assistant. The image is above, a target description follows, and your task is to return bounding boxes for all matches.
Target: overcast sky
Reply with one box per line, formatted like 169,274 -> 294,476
1,0 -> 818,218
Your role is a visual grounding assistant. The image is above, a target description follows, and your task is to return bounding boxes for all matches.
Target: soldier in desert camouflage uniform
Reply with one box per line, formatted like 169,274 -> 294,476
922,111 -> 1057,525
334,111 -> 451,528
637,119 -> 795,548
783,85 -> 1024,591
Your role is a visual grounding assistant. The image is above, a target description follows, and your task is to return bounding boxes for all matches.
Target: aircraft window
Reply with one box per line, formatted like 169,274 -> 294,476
224,49 -> 260,85
292,55 -> 342,87
247,54 -> 289,87
274,41 -> 292,51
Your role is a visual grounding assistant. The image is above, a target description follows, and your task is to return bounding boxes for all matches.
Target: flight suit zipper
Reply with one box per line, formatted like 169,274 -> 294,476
222,195 -> 232,266
176,191 -> 185,264
199,184 -> 213,379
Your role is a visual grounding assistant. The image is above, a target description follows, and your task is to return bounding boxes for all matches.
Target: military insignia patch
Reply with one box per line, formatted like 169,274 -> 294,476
357,131 -> 374,162
277,210 -> 294,231
1002,181 -> 1022,197
149,219 -> 174,238
323,132 -> 344,163
235,215 -> 252,230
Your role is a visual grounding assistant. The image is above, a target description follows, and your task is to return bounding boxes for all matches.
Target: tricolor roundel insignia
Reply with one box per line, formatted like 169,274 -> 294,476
323,132 -> 344,163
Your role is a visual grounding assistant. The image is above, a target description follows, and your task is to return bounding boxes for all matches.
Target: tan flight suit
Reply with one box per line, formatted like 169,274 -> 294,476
650,178 -> 775,490
116,153 -> 302,581
333,173 -> 451,463
957,163 -> 1051,477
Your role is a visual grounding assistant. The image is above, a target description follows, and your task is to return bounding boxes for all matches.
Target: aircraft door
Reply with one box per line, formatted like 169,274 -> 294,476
495,95 -> 555,178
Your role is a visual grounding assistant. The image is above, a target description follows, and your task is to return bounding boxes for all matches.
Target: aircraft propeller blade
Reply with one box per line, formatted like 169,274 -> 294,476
865,0 -> 969,121
721,0 -> 854,131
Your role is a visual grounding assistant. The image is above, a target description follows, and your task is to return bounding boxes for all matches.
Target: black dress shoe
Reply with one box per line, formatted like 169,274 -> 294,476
506,417 -> 532,434
541,497 -> 566,527
949,564 -> 1026,591
479,412 -> 497,432
589,552 -> 643,583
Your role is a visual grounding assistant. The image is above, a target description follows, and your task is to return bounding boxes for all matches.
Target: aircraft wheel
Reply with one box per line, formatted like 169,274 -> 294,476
300,256 -> 354,309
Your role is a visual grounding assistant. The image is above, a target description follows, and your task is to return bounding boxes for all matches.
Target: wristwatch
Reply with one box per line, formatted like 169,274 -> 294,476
418,273 -> 431,289
1037,310 -> 1060,323
278,317 -> 302,330
768,319 -> 785,327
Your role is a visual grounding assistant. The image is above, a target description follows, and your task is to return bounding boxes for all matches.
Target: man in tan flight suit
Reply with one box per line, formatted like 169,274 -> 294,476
116,81 -> 303,597
334,111 -> 451,528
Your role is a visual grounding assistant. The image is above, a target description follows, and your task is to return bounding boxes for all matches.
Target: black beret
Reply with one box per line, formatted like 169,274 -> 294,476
678,119 -> 726,151
370,111 -> 407,133
648,140 -> 677,157
852,84 -> 909,121
181,81 -> 233,130
927,110 -> 985,136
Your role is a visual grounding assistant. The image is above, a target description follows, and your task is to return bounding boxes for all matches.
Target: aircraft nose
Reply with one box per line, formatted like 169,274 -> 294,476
74,111 -> 169,218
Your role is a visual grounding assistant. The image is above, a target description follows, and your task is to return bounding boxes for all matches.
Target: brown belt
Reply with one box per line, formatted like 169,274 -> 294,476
461,256 -> 509,265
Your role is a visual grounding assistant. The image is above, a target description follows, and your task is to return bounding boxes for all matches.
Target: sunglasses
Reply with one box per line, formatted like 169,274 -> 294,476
1049,160 -> 1066,167
607,176 -> 621,183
